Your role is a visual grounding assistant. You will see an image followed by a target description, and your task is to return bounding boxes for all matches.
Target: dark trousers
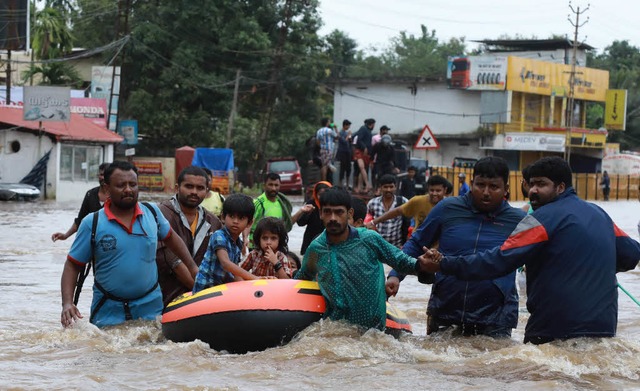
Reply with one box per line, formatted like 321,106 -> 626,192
337,154 -> 351,185
427,315 -> 512,338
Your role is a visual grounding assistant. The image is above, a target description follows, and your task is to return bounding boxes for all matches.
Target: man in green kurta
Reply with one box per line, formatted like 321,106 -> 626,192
295,187 -> 433,330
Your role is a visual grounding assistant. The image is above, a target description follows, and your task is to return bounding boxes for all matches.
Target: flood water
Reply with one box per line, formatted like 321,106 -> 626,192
1,196 -> 639,390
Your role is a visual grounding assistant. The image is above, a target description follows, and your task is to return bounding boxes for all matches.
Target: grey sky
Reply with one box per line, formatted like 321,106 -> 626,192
317,0 -> 636,54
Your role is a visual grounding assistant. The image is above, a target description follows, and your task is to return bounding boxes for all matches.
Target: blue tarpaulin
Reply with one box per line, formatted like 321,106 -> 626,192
191,148 -> 234,172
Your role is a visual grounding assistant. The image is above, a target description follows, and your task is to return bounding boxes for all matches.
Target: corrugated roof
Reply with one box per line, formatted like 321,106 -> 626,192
0,106 -> 123,143
474,39 -> 595,51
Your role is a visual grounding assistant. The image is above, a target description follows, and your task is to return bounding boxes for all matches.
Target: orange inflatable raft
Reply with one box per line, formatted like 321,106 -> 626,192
161,279 -> 411,353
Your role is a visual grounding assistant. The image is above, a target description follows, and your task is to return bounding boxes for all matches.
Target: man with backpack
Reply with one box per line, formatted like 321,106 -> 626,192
60,161 -> 197,328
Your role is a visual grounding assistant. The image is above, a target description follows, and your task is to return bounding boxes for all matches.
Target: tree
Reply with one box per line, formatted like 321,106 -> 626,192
588,41 -> 640,151
346,25 -> 467,79
70,0 -> 119,50
323,30 -> 357,79
22,3 -> 81,87
95,0 -> 329,177
31,6 -> 73,59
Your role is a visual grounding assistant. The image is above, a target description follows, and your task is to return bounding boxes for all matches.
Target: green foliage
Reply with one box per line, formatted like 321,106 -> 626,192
589,41 -> 640,151
21,61 -> 83,87
69,0 -> 119,50
32,6 -> 74,59
323,30 -> 358,79
24,2 -> 81,87
346,25 -> 467,79
101,0 -> 328,172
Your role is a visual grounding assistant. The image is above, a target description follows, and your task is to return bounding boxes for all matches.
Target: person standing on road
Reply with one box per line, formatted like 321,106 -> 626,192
600,170 -> 611,201
316,117 -> 337,183
352,118 -> 375,194
335,119 -> 353,188
60,161 -> 197,328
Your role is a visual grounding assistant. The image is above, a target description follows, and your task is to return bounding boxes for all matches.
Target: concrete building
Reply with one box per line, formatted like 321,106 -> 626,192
0,106 -> 122,201
332,39 -> 611,172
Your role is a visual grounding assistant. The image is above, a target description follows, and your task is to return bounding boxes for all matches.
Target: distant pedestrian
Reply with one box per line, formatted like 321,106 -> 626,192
600,170 -> 611,201
352,118 -> 375,194
458,172 -> 469,196
335,119 -> 353,188
316,117 -> 337,182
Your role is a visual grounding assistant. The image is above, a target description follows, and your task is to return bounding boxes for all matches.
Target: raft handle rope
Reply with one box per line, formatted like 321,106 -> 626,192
618,283 -> 640,308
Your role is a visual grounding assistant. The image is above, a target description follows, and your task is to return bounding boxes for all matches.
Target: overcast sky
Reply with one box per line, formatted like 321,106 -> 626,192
317,0 -> 637,54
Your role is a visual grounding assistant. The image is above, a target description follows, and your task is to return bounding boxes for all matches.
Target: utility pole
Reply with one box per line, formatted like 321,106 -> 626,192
225,69 -> 241,149
565,2 -> 589,163
5,50 -> 11,104
106,0 -> 131,132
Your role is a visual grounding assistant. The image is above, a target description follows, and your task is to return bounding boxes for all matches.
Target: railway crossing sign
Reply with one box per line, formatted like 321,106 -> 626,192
414,125 -> 439,149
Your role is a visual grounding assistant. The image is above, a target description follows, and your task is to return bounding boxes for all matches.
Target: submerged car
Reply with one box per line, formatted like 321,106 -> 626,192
0,183 -> 41,201
265,157 -> 303,195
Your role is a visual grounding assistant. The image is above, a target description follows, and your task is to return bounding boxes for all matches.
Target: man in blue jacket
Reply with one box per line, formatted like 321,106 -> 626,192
421,156 -> 640,344
386,157 -> 525,337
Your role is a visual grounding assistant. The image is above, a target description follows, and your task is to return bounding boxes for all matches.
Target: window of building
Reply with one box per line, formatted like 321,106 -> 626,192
60,145 -> 103,182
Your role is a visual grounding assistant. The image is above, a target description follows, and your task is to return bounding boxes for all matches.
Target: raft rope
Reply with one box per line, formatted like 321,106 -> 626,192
618,283 -> 640,308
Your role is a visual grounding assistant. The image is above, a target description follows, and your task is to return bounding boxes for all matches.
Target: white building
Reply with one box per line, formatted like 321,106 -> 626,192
0,106 -> 122,201
332,78 -> 482,167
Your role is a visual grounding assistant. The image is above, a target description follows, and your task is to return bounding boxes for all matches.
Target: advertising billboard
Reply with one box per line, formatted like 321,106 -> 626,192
70,98 -> 108,128
447,56 -> 507,91
23,86 -> 71,122
503,132 -> 565,152
506,57 -> 609,101
91,66 -> 120,131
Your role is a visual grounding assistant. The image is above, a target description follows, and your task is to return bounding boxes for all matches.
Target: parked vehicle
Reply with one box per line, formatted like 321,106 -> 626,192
0,183 -> 40,201
265,157 -> 303,195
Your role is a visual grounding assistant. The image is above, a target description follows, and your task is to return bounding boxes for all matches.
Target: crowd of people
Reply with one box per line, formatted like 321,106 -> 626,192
308,117 -> 406,194
56,147 -> 639,347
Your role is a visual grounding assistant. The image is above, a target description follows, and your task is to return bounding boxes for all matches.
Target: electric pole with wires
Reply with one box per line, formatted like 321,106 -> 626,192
565,2 -> 589,163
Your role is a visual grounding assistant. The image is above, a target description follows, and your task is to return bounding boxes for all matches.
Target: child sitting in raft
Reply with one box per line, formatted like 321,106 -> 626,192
193,194 -> 260,293
240,217 -> 296,278
286,252 -> 301,276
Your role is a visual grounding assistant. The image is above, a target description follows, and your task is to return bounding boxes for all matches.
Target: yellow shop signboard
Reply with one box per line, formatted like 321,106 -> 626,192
506,57 -> 608,101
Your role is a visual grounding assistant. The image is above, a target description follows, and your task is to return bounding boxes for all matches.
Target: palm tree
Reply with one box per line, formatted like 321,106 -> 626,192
32,6 -> 74,59
22,3 -> 79,86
